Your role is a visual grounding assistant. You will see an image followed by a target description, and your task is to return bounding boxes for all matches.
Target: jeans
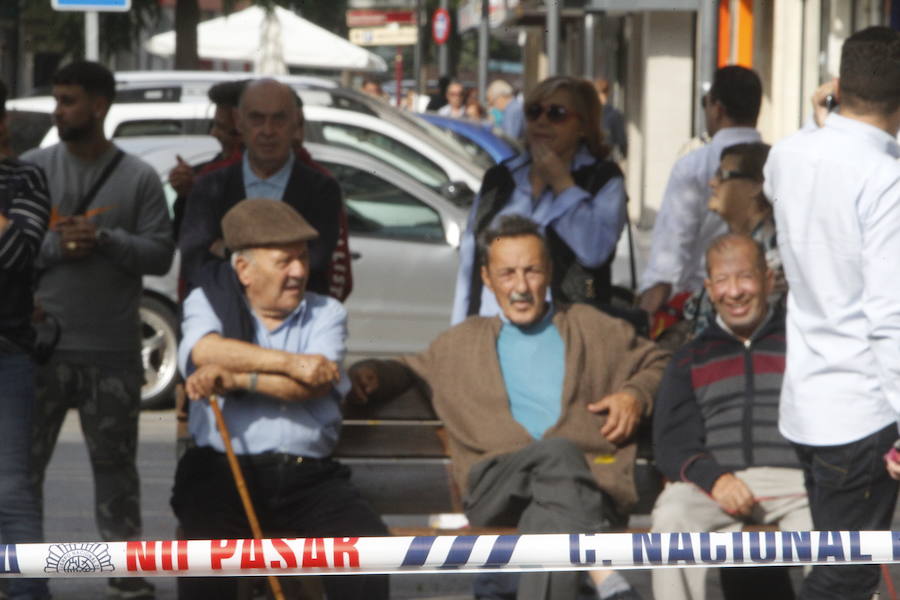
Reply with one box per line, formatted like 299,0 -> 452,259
0,352 -> 50,599
794,423 -> 900,600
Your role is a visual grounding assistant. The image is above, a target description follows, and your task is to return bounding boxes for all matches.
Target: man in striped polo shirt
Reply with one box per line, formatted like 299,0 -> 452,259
649,233 -> 811,600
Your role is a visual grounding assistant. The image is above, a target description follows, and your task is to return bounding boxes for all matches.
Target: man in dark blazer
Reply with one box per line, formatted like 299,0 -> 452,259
179,78 -> 341,295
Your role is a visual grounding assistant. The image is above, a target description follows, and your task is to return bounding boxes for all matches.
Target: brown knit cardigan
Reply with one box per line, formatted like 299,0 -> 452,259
363,303 -> 670,512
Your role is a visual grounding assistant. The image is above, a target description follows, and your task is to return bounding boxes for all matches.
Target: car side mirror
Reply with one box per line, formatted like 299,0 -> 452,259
440,181 -> 475,207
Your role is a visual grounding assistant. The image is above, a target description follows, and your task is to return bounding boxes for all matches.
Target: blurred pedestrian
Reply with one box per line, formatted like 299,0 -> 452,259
438,80 -> 466,118
426,75 -> 451,112
169,79 -> 247,240
765,26 -> 900,600
361,76 -> 387,101
0,77 -> 52,600
452,75 -> 626,324
638,66 -> 763,321
179,79 -> 342,297
22,61 -> 174,600
486,79 -> 524,140
594,79 -> 627,160
464,87 -> 488,122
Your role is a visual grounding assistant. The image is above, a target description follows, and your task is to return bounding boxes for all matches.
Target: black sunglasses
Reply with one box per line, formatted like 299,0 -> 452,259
714,168 -> 759,183
524,103 -> 573,123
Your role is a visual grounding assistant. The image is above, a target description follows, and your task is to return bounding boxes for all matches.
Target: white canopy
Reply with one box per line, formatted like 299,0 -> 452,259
145,6 -> 387,73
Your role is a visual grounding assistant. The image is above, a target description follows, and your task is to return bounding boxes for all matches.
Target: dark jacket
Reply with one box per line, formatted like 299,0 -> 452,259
178,157 -> 341,295
653,307 -> 800,493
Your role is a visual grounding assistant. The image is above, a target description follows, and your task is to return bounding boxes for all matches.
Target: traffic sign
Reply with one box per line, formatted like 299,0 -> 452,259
350,25 -> 418,47
432,8 -> 451,45
346,9 -> 415,28
52,0 -> 131,11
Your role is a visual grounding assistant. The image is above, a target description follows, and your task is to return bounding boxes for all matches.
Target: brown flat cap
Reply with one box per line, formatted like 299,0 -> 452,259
222,198 -> 319,251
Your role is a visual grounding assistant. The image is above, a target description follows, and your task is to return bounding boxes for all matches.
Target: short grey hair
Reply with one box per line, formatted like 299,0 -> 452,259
230,248 -> 255,268
487,79 -> 514,101
478,214 -> 550,267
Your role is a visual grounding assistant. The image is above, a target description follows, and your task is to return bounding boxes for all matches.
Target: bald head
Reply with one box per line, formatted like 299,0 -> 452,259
238,79 -> 299,176
705,233 -> 766,275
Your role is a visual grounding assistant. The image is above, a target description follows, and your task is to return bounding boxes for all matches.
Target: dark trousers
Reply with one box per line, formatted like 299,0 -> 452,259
171,446 -> 389,599
32,351 -> 143,542
793,423 -> 899,600
465,438 -> 611,600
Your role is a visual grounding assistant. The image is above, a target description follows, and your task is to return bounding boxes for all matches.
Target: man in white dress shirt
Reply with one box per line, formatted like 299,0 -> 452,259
639,66 -> 763,316
764,26 -> 900,600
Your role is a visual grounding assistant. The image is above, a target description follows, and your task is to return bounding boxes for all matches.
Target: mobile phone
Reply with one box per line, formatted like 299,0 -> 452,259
824,94 -> 839,112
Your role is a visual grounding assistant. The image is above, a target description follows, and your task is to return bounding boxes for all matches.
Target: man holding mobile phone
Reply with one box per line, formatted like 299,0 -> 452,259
764,27 -> 900,600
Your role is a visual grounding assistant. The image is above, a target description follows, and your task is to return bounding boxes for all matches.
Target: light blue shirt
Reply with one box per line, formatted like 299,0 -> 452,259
497,307 -> 565,439
502,96 -> 524,141
765,113 -> 900,445
242,151 -> 295,200
451,145 -> 626,324
178,287 -> 350,457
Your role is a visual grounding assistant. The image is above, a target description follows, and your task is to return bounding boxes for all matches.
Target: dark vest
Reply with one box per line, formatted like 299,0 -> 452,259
466,159 -> 624,317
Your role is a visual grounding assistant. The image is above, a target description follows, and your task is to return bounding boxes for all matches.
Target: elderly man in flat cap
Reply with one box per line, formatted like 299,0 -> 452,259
171,198 -> 389,599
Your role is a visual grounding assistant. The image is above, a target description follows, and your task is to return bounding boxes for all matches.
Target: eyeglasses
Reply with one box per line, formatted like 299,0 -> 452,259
524,103 -> 574,124
714,168 -> 759,183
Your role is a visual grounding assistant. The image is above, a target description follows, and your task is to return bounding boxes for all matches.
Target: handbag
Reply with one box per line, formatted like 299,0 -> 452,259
30,149 -> 124,364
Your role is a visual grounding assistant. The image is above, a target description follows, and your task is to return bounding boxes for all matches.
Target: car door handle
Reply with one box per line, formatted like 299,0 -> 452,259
350,252 -> 362,260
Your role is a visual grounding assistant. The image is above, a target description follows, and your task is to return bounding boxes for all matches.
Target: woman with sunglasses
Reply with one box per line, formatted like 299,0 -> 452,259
451,76 -> 627,324
679,142 -> 786,336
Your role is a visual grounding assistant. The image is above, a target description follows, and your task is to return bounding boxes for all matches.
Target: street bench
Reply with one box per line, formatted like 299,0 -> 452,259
333,384 -> 663,535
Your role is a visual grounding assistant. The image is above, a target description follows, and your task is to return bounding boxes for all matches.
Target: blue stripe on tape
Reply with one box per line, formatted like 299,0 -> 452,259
441,536 -> 479,569
483,535 -> 520,568
401,536 -> 436,567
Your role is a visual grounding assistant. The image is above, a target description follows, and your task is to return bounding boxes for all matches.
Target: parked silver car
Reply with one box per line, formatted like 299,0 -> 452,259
113,136 -> 467,408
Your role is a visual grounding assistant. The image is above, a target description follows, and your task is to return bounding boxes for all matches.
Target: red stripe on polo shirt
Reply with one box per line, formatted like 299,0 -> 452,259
753,353 -> 785,375
691,355 -> 744,389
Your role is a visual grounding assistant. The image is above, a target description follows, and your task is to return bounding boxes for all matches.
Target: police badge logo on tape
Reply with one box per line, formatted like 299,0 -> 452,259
44,543 -> 115,574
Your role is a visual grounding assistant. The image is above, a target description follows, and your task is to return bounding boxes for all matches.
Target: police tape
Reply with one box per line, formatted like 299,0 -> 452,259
1,531 -> 899,578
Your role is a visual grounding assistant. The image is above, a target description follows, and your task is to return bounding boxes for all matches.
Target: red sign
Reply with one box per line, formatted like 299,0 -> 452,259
346,9 -> 415,28
432,8 -> 451,45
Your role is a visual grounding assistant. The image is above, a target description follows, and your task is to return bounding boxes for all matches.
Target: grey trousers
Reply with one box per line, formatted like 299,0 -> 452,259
464,438 -> 611,600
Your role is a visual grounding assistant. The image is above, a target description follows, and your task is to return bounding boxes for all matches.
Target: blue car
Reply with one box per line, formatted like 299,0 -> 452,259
420,113 -> 521,166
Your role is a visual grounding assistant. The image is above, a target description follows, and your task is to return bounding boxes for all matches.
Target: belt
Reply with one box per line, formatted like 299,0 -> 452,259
240,452 -> 330,467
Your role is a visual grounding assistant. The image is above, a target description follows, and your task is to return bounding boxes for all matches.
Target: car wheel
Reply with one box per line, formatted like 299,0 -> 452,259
140,295 -> 179,409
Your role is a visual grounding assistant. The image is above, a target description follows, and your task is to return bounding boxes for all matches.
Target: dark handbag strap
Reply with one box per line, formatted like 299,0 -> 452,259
72,149 -> 124,216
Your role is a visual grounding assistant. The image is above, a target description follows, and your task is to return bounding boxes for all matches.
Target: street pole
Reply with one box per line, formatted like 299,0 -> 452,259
395,46 -> 403,108
546,0 -> 560,76
583,12 -> 596,80
438,0 -> 449,76
478,0 -> 489,105
696,0 -> 717,137
414,0 -> 423,95
85,10 -> 99,61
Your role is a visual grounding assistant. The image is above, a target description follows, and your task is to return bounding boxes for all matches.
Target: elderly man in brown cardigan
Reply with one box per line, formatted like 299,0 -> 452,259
350,215 -> 668,600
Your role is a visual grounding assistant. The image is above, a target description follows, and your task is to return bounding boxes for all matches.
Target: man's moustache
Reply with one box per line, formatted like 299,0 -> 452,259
509,291 -> 534,303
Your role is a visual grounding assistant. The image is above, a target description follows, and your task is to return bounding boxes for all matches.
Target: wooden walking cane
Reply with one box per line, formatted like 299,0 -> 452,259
209,396 -> 287,600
